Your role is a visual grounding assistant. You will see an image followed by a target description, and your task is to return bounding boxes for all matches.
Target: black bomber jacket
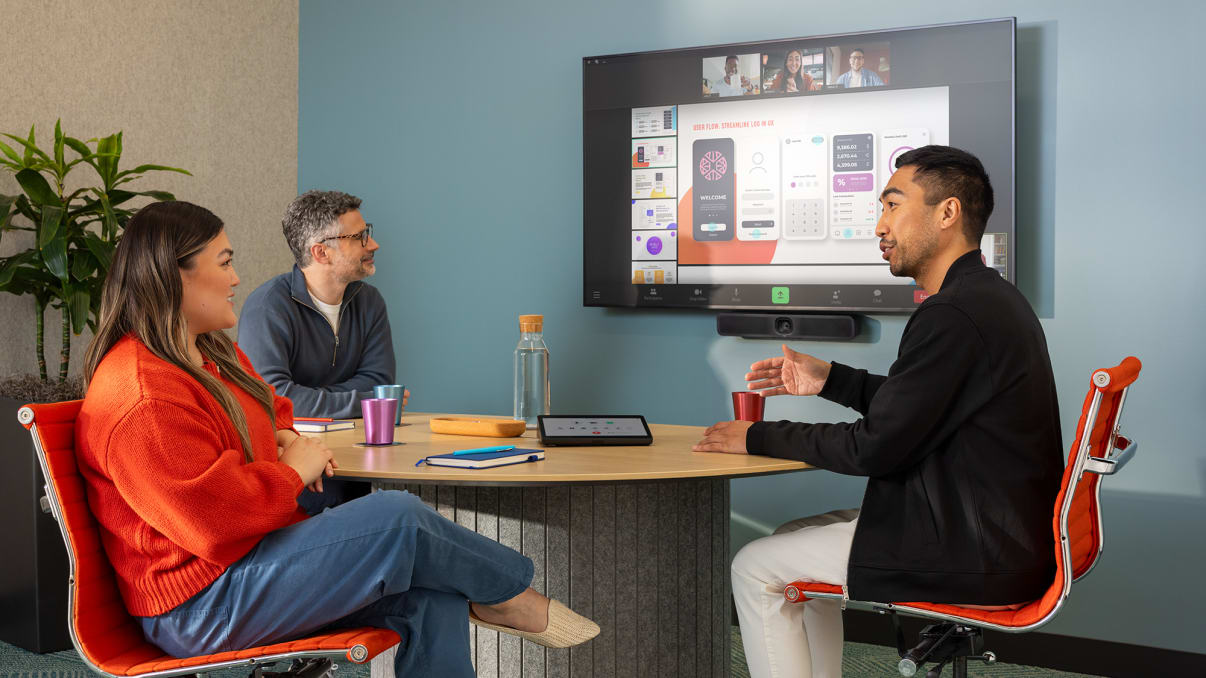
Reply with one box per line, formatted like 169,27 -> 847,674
746,251 -> 1064,604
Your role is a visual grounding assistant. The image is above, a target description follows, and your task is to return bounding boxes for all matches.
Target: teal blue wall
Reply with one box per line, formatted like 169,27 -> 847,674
300,0 -> 1206,654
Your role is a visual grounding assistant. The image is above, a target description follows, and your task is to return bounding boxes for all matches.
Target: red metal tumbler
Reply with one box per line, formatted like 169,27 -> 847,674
732,391 -> 765,422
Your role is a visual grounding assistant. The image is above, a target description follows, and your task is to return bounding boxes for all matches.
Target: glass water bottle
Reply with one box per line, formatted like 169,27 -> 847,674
513,314 -> 550,429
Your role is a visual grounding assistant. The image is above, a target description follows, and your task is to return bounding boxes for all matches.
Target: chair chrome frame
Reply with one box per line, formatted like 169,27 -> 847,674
20,404 -> 396,678
781,359 -> 1141,675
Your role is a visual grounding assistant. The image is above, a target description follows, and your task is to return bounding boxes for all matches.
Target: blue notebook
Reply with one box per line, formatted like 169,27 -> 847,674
416,448 -> 545,469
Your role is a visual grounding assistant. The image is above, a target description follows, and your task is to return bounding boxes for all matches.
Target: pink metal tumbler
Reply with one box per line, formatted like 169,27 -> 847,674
361,398 -> 398,445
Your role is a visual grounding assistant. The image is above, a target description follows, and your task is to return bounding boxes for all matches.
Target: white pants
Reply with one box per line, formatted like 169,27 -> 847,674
731,509 -> 860,678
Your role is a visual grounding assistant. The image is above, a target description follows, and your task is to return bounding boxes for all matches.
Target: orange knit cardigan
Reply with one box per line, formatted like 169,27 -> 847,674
76,335 -> 307,616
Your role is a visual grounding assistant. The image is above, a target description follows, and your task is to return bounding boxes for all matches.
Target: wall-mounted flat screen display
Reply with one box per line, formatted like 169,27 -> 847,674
583,18 -> 1015,312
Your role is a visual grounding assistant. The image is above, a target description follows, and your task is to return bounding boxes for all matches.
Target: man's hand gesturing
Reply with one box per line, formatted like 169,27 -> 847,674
745,344 -> 832,397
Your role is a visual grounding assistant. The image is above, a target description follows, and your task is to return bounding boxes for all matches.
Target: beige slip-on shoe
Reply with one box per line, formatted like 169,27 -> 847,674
469,599 -> 600,648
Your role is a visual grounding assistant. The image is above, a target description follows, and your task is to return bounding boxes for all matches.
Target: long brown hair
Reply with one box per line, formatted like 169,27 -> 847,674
777,49 -> 808,92
84,201 -> 274,462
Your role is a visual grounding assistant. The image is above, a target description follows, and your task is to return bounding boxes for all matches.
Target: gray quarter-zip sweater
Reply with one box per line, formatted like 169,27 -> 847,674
237,265 -> 396,419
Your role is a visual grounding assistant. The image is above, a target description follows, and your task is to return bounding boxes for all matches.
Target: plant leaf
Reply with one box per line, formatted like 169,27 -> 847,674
15,168 -> 61,207
0,139 -> 21,165
63,136 -> 91,157
83,233 -> 113,271
24,125 -> 36,164
114,163 -> 193,181
63,157 -> 93,172
69,286 -> 90,334
67,198 -> 101,219
0,133 -> 51,167
40,237 -> 69,283
38,204 -> 64,248
53,120 -> 64,168
0,193 -> 16,233
14,194 -> 37,222
105,189 -> 136,207
135,190 -> 177,201
71,250 -> 97,280
95,191 -> 117,240
63,187 -> 94,213
0,258 -> 18,288
94,134 -> 120,187
0,251 -> 38,288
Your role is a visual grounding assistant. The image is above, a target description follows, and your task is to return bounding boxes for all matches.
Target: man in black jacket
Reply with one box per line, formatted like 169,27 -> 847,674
695,146 -> 1063,678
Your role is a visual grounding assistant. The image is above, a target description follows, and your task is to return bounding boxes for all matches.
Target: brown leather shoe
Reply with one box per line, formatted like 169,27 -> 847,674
469,599 -> 600,648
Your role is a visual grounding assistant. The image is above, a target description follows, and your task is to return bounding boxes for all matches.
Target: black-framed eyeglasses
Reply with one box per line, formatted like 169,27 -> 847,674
319,223 -> 373,247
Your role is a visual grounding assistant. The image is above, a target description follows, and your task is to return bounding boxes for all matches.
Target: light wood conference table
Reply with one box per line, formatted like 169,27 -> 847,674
314,412 -> 812,678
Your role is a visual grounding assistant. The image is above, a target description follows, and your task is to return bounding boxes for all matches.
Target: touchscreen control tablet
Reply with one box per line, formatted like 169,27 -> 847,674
537,415 -> 653,446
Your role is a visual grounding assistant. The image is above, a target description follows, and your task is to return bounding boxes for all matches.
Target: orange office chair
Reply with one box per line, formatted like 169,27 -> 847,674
782,357 -> 1142,678
19,400 -> 401,678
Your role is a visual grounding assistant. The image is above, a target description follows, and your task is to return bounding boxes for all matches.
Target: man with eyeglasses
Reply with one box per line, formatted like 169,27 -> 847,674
834,48 -> 885,88
239,190 -> 403,512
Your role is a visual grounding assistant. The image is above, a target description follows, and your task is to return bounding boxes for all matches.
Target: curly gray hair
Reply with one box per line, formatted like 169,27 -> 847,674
282,190 -> 363,266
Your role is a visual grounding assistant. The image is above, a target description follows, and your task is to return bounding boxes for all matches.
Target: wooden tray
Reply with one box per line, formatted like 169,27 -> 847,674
429,416 -> 527,438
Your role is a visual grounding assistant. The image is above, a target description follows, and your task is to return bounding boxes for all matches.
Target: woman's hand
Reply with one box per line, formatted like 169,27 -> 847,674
279,434 -> 337,492
275,428 -> 299,455
745,344 -> 832,397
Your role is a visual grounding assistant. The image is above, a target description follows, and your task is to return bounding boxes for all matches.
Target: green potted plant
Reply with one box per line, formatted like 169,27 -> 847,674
0,121 -> 188,652
1,121 -> 190,384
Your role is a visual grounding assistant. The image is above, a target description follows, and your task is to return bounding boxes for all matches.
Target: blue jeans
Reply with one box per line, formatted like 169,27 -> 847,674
139,490 -> 534,677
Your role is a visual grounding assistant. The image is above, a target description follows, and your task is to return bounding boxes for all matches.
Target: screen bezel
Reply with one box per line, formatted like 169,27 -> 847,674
582,17 -> 1016,314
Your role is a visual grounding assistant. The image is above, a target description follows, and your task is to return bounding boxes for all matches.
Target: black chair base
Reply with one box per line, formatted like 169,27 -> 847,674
251,658 -> 337,678
892,615 -> 997,678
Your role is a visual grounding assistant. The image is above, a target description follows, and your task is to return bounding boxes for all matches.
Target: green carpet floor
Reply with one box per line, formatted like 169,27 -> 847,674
0,629 -> 1101,677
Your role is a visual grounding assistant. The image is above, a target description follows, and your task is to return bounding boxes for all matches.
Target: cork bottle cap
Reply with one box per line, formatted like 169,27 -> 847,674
518,314 -> 544,332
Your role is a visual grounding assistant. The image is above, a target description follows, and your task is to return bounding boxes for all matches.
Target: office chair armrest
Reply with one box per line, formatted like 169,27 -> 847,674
1083,436 -> 1136,475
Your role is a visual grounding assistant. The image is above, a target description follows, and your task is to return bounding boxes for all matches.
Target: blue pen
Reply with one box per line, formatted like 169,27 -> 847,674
452,445 -> 516,456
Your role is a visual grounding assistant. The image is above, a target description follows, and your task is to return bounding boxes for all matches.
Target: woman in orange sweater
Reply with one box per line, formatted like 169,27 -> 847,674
77,201 -> 597,676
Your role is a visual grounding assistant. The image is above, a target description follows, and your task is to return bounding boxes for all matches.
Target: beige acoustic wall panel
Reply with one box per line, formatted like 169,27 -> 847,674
0,0 -> 298,378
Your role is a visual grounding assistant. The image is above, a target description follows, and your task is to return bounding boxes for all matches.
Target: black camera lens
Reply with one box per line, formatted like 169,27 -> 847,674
774,317 -> 793,335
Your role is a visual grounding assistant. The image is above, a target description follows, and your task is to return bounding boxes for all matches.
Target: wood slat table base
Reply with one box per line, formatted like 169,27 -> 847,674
374,478 -> 732,678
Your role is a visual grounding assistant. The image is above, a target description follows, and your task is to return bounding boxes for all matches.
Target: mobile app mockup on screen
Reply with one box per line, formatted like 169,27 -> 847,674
737,138 -> 780,241
693,138 -> 735,242
830,133 -> 877,239
879,128 -> 930,184
781,135 -> 829,241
